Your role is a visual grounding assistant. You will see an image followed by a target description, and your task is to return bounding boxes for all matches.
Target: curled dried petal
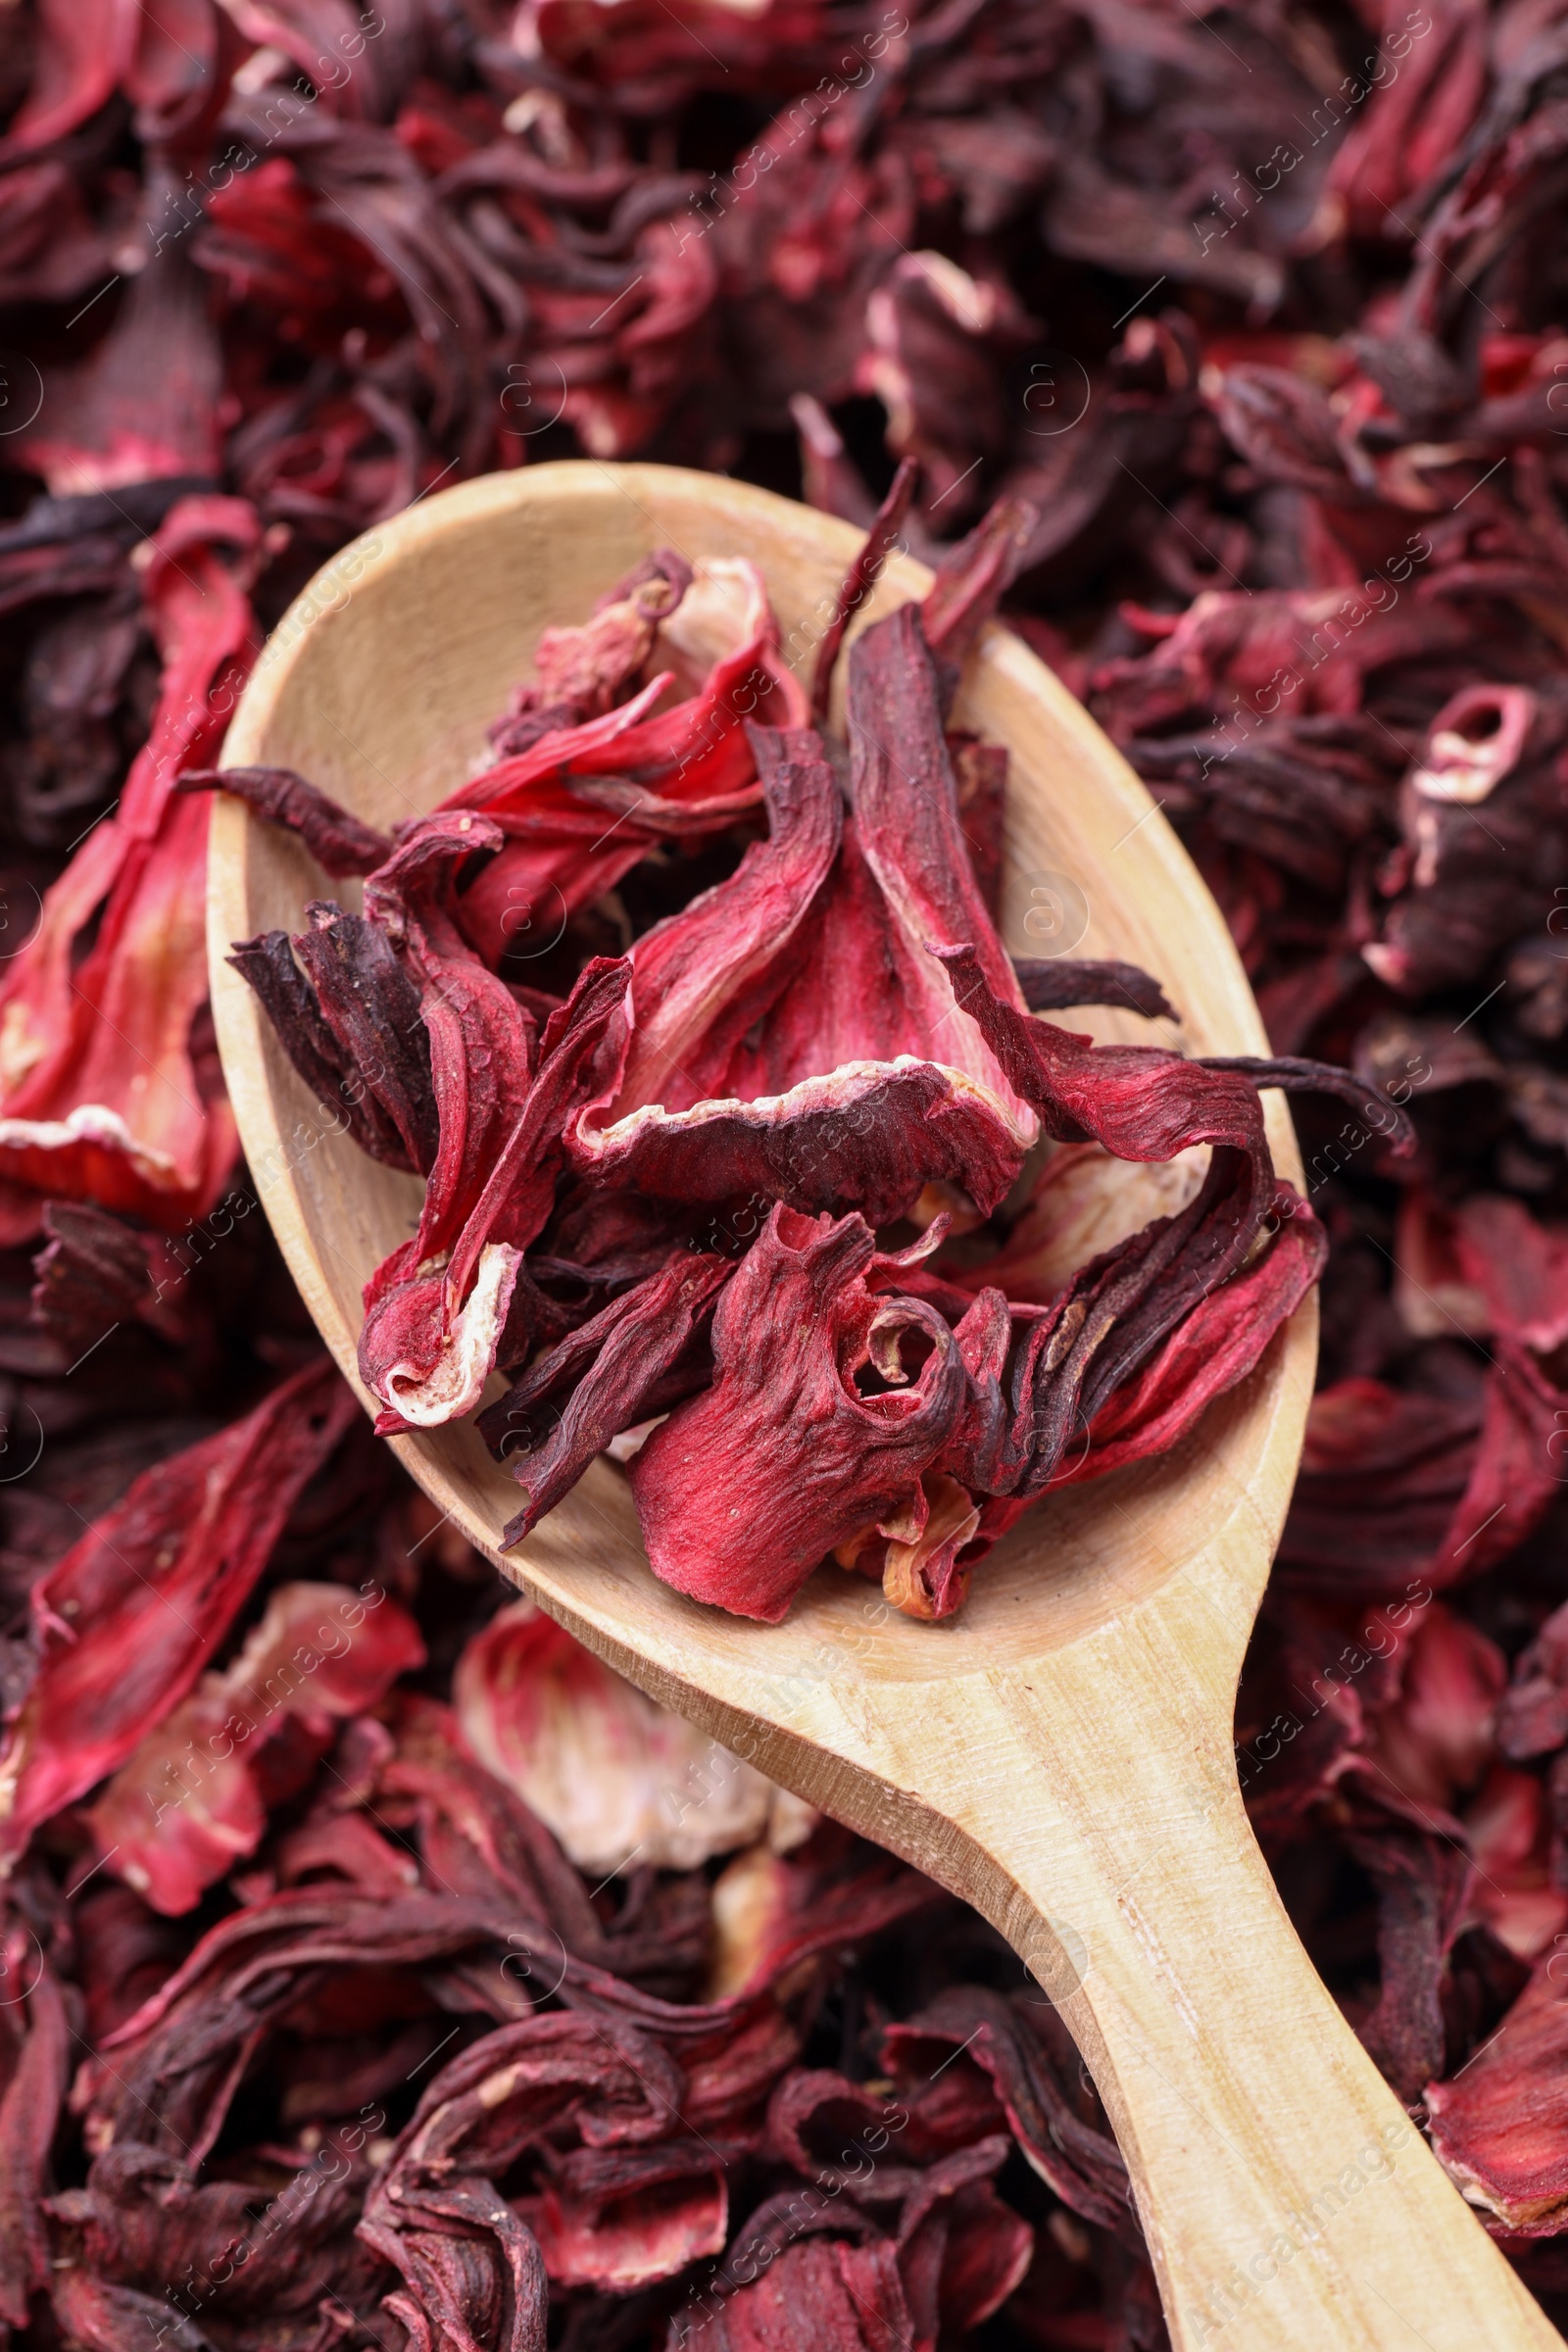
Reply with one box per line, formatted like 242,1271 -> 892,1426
178,763 -> 392,875
631,1208 -> 966,1622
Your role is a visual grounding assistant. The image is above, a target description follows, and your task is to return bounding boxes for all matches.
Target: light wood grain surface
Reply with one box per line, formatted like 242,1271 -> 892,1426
208,463 -> 1560,2350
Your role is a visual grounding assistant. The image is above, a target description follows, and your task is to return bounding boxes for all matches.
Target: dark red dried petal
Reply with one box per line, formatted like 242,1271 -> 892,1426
0,498 -> 259,1237
665,2235 -> 914,2352
572,625 -> 1038,1224
847,607 -> 1025,1034
359,900 -> 630,1429
362,810 -> 541,1260
447,561 -> 808,964
809,459 -> 917,721
1428,1967 -> 1568,2231
919,496 -> 1038,689
631,1208 -> 965,1621
292,900 -> 440,1173
765,2072 -> 924,2203
83,1581 -> 425,1916
1345,1823 -> 1472,2101
579,1059 -> 1032,1232
936,942 -> 1270,1181
1013,956 -> 1176,1020
0,1359 -> 358,1877
361,2173 -> 547,2352
0,1931 -> 67,2328
489,1251 -> 731,1546
1280,1343 -> 1567,1599
1500,1601 -> 1568,1764
229,925 -> 422,1171
895,2136 -> 1033,2349
1054,1193 -> 1328,1486
1197,1052 -> 1414,1154
1,0 -> 119,156
490,547 -> 694,753
883,1990 -> 1136,2247
29,1200 -> 161,1352
178,762 -> 392,876
526,2146 -> 728,2288
583,741 -> 842,1125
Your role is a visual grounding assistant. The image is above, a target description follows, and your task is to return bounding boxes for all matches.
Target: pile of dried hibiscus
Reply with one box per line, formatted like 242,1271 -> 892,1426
7,0 -> 1568,2345
204,497 -> 1386,1626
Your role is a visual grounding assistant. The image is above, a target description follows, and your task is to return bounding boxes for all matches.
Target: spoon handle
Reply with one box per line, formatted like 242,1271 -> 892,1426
915,1661 -> 1562,2350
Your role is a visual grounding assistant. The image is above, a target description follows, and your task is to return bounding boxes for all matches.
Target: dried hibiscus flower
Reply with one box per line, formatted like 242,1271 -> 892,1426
217,513 -> 1406,1623
457,1597 -> 817,1875
0,496 -> 263,1241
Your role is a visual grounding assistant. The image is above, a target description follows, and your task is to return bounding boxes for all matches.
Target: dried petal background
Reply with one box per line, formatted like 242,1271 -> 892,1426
4,0 -> 1568,2345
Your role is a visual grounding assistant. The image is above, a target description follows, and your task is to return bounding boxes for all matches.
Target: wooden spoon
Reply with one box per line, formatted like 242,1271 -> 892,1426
208,462 -> 1560,2352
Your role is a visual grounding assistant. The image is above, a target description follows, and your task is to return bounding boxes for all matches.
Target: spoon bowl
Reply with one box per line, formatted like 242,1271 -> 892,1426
209,463 -> 1559,2351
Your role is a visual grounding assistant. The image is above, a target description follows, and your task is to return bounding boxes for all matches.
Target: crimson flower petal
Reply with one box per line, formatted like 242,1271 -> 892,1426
631,1208 -> 965,1621
1013,956 -> 1175,1019
665,2235 -> 914,2352
895,2136 -> 1034,2349
526,2150 -> 728,2289
1054,1193 -> 1328,1485
179,762 -> 392,875
83,1580 -> 425,1916
456,1598 -> 802,1874
1428,1966 -> 1568,2232
0,1359 -> 358,1876
358,814 -> 630,1428
0,498 -> 260,1236
809,459 -> 917,720
230,911 -> 437,1174
0,1929 -> 67,2328
573,612 -> 1039,1226
448,558 -> 808,963
488,1252 -> 732,1544
882,1990 -> 1135,2244
293,901 -> 441,1171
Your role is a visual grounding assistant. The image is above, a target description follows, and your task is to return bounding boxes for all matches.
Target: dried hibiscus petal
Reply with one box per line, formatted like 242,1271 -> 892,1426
489,547 -> 695,756
0,1359 -> 358,1876
0,1907 -> 68,2330
1013,956 -> 1176,1020
456,1598 -> 811,1875
1428,1967 -> 1568,2231
570,612 -> 1040,1225
357,813 -> 631,1429
1051,1196 -> 1328,1490
666,2233 -> 914,2352
360,2013 -> 703,2326
0,497 -> 260,1239
228,920 -> 433,1173
83,1579 -> 425,1915
630,1208 -> 966,1622
524,2138 -> 730,2291
28,1198 -> 167,1351
809,458 -> 917,721
178,761 -> 392,876
487,1251 -> 733,1544
895,2135 -> 1034,2347
446,558 -> 808,965
291,900 -> 441,1173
